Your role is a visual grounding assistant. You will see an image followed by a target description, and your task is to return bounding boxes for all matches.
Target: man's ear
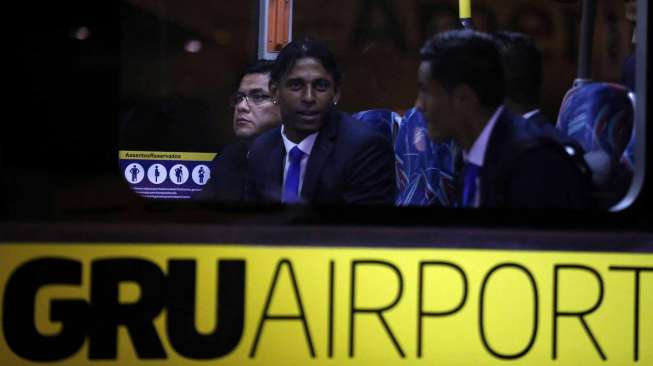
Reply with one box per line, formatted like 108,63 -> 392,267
332,87 -> 341,106
269,81 -> 279,102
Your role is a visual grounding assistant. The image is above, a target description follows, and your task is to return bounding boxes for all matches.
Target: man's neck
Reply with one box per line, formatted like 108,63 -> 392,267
283,127 -> 309,144
460,107 -> 495,151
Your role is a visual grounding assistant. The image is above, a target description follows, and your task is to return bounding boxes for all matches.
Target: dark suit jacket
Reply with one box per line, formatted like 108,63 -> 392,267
194,140 -> 250,203
524,110 -> 554,128
247,110 -> 396,205
475,109 -> 593,208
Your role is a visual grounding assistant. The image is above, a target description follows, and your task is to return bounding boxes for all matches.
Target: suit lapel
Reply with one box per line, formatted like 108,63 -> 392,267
481,109 -> 513,207
264,134 -> 285,201
301,111 -> 338,201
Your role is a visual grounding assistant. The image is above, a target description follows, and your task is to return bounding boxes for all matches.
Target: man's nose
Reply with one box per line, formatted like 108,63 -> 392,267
302,86 -> 316,104
236,97 -> 250,111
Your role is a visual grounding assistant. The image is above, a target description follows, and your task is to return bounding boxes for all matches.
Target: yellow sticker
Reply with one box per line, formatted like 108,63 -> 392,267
1,243 -> 651,365
119,151 -> 217,162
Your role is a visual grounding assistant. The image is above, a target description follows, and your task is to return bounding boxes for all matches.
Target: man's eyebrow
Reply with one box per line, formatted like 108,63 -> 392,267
239,87 -> 266,94
285,77 -> 304,83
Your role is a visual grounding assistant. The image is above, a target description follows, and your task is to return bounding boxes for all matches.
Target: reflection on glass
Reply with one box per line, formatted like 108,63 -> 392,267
119,0 -> 641,210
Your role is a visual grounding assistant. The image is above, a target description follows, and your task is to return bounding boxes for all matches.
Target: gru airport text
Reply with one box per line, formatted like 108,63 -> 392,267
1,244 -> 651,365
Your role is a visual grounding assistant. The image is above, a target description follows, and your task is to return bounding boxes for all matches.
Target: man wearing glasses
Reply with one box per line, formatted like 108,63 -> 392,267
197,60 -> 281,202
231,60 -> 282,139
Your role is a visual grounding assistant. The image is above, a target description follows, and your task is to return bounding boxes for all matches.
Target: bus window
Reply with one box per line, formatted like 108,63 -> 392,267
2,0 -> 648,220
115,0 -> 646,212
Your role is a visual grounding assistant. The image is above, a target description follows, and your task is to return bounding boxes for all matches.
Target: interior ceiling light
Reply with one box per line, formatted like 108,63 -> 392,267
184,40 -> 203,53
72,26 -> 90,41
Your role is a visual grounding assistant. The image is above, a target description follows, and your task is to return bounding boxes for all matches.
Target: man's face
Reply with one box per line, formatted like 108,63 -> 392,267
232,72 -> 281,138
272,57 -> 340,142
415,61 -> 459,143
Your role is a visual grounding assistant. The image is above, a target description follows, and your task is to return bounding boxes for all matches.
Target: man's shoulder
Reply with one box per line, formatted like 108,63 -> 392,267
219,140 -> 249,156
333,111 -> 391,147
214,140 -> 250,167
487,110 -> 579,170
496,110 -> 565,150
495,110 -> 588,177
249,127 -> 282,153
526,110 -> 554,128
485,110 -> 593,208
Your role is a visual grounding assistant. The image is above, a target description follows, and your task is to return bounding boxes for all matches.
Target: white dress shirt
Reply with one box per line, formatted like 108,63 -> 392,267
463,105 -> 505,207
281,125 -> 319,194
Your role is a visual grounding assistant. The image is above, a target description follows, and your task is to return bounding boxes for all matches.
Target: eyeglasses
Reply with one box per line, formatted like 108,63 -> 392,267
229,92 -> 272,107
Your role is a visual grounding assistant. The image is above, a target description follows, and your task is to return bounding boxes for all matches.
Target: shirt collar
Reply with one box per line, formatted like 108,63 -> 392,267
281,124 -> 319,156
464,105 -> 504,167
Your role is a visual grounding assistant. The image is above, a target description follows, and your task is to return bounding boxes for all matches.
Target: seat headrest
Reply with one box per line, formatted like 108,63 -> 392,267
557,82 -> 634,160
352,109 -> 402,143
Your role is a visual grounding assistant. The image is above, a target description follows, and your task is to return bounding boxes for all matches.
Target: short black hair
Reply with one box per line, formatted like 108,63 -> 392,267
420,30 -> 504,109
493,31 -> 542,107
270,37 -> 342,86
240,59 -> 275,80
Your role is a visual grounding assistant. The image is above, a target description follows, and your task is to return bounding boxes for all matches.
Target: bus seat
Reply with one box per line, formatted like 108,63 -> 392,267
621,126 -> 636,172
394,108 -> 461,207
352,109 -> 402,144
556,82 -> 634,205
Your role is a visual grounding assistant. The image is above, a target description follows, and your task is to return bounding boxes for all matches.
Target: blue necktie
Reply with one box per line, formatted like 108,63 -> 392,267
462,162 -> 480,207
282,146 -> 304,203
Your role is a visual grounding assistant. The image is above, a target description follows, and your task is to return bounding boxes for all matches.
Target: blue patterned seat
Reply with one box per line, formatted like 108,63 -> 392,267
556,82 -> 634,206
621,128 -> 636,172
352,109 -> 402,144
394,108 -> 461,206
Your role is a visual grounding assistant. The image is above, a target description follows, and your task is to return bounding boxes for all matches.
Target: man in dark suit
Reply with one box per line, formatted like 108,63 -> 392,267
196,60 -> 281,203
416,30 -> 592,208
247,38 -> 395,205
493,31 -> 553,127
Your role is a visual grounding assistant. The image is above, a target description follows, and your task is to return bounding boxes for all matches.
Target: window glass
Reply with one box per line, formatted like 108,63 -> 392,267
3,0 -> 646,219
